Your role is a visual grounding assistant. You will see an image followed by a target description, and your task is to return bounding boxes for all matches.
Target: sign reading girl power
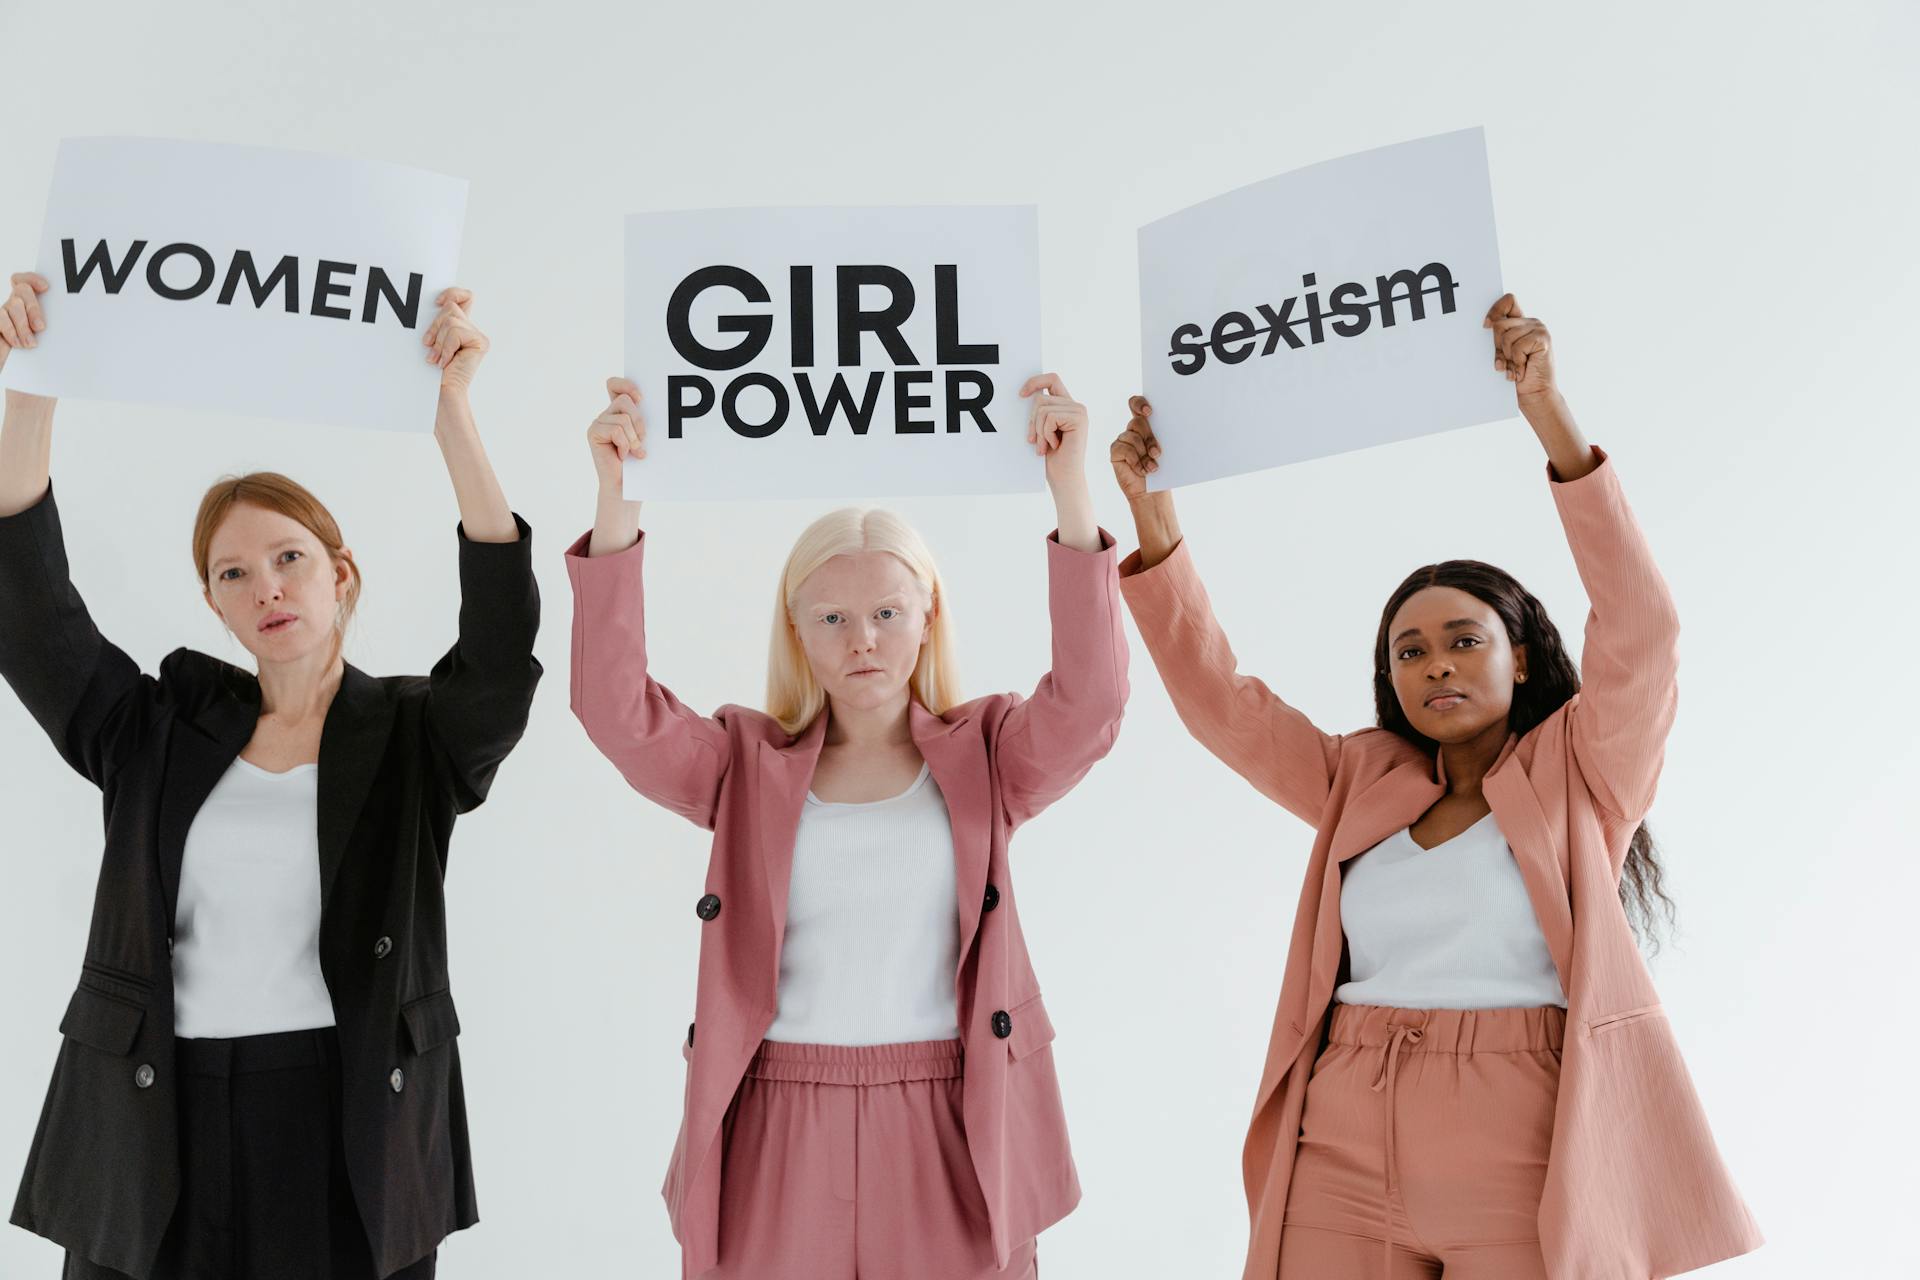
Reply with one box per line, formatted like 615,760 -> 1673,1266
624,205 -> 1042,500
0,138 -> 466,433
1137,128 -> 1510,489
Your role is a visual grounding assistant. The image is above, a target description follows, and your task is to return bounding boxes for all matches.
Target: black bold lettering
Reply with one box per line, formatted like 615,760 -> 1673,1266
836,266 -> 917,367
362,267 -> 422,327
944,371 -> 994,433
666,266 -> 772,371
217,252 -> 300,312
1298,273 -> 1328,344
722,373 -> 789,439
1168,323 -> 1207,375
933,265 -> 996,365
310,260 -> 356,319
1328,281 -> 1371,337
893,370 -> 934,434
790,266 -> 815,366
1255,300 -> 1306,353
796,371 -> 885,435
146,243 -> 216,301
61,239 -> 147,294
1211,311 -> 1258,364
1375,263 -> 1458,327
667,375 -> 716,438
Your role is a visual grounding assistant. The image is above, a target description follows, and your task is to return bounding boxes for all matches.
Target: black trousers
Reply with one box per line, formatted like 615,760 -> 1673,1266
62,1027 -> 437,1280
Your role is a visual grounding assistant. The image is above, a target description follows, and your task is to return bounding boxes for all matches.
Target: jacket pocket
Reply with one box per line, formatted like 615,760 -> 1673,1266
1584,1003 -> 1665,1037
60,985 -> 145,1056
1005,992 -> 1057,1063
402,989 -> 462,1054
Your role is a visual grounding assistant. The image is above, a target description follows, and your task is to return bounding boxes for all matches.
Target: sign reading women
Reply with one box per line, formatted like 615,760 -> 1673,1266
1136,128 -> 1511,488
0,138 -> 466,433
624,205 -> 1042,500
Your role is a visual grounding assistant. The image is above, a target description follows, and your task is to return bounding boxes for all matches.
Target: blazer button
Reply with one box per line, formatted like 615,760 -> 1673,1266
983,883 -> 1000,912
696,894 -> 722,922
687,1022 -> 696,1047
373,936 -> 393,960
390,1068 -> 405,1094
991,1010 -> 1013,1040
133,1064 -> 155,1089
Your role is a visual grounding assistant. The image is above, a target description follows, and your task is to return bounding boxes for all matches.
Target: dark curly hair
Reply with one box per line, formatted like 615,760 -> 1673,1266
1372,560 -> 1675,947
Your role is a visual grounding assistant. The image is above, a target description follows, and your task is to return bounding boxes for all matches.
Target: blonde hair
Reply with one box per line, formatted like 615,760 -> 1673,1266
192,473 -> 361,656
767,508 -> 959,735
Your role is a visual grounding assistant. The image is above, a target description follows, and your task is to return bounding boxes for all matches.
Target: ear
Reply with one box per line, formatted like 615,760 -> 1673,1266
920,593 -> 937,646
334,550 -> 354,601
1513,641 -> 1529,685
202,588 -> 225,627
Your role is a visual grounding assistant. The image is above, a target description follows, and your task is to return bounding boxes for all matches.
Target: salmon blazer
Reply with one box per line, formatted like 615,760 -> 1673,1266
1119,452 -> 1761,1280
565,527 -> 1128,1276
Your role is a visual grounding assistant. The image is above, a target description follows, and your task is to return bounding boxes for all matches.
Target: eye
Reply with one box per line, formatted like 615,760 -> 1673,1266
278,550 -> 304,566
876,607 -> 900,621
219,567 -> 244,582
1453,635 -> 1482,649
1396,646 -> 1422,661
821,612 -> 843,626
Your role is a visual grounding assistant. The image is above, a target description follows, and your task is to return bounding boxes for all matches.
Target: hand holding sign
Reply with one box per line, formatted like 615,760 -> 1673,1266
1108,396 -> 1163,502
1484,293 -> 1556,403
1019,373 -> 1090,488
421,288 -> 489,392
0,273 -> 49,357
590,377 -> 648,493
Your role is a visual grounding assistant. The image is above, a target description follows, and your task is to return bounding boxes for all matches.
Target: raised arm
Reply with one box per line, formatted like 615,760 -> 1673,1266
565,377 -> 732,829
1489,295 -> 1677,821
1110,397 -> 1345,827
992,375 -> 1129,826
0,273 -> 159,785
414,291 -> 543,810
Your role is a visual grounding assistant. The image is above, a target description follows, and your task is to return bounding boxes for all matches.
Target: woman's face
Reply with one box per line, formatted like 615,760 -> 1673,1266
791,551 -> 933,716
202,503 -> 351,667
1385,585 -> 1528,745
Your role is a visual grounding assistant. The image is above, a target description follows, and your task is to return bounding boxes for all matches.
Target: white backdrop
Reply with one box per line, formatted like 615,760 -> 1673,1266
0,3 -> 1913,1277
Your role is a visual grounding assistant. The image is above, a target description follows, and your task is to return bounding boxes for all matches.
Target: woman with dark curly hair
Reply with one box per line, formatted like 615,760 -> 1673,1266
1111,293 -> 1760,1279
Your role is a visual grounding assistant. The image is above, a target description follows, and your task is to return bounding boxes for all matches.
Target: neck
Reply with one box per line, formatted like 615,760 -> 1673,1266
822,691 -> 914,748
257,647 -> 346,722
1436,720 -> 1508,796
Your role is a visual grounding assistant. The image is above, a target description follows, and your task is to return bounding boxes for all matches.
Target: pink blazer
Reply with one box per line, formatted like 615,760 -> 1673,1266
565,527 -> 1128,1276
1119,452 -> 1761,1280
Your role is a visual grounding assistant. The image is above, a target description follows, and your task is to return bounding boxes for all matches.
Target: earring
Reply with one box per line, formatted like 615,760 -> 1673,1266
1516,673 -> 1527,684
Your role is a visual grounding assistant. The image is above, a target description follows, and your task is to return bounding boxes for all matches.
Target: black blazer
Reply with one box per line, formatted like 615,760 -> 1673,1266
0,487 -> 541,1279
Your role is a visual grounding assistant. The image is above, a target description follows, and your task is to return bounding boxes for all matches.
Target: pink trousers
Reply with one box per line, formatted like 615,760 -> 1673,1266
1280,1004 -> 1565,1280
698,1039 -> 1038,1280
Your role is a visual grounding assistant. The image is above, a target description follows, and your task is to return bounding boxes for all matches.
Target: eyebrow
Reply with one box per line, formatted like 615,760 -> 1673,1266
1391,619 -> 1486,647
210,539 -> 307,570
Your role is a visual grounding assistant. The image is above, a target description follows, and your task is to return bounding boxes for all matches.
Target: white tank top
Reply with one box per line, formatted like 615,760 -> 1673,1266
1335,811 -> 1567,1010
172,757 -> 336,1039
766,763 -> 962,1046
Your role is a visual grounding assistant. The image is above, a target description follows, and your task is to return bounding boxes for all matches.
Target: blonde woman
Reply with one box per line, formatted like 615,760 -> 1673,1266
566,375 -> 1128,1279
0,273 -> 541,1279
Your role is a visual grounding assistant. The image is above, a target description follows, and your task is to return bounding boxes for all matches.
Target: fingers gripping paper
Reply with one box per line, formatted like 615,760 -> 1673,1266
1137,128 -> 1511,489
0,137 -> 467,433
623,205 -> 1043,501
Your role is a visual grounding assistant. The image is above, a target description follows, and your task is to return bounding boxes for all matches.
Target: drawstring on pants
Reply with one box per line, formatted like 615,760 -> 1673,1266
1367,1021 -> 1426,1279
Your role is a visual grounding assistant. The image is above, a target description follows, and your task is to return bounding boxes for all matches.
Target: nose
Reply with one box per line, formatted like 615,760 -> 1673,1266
850,620 -> 877,652
1425,657 -> 1455,681
256,575 -> 284,608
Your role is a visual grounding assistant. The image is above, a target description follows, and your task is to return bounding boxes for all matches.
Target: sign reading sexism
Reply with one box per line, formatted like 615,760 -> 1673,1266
0,137 -> 467,433
623,205 -> 1042,500
1137,128 -> 1511,488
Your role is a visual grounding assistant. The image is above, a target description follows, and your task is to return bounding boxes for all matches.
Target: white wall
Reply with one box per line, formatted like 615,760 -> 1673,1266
0,1 -> 1912,1275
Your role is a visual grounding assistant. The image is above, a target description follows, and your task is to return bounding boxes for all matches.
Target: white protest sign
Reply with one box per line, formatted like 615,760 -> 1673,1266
1137,128 -> 1510,489
0,137 -> 466,433
623,205 -> 1043,501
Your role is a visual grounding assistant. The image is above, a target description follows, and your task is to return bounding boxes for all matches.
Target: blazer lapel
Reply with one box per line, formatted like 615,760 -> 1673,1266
316,665 -> 396,917
909,701 -> 989,971
157,670 -> 259,924
1483,744 -> 1575,992
755,715 -> 829,980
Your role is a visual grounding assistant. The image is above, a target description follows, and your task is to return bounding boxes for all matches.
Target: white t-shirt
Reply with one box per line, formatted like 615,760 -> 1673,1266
171,757 -> 336,1039
766,763 -> 962,1046
1335,811 -> 1568,1010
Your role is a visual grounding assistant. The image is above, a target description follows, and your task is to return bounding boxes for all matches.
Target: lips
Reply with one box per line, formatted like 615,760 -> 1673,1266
257,612 -> 298,634
846,668 -> 884,677
1424,688 -> 1468,710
